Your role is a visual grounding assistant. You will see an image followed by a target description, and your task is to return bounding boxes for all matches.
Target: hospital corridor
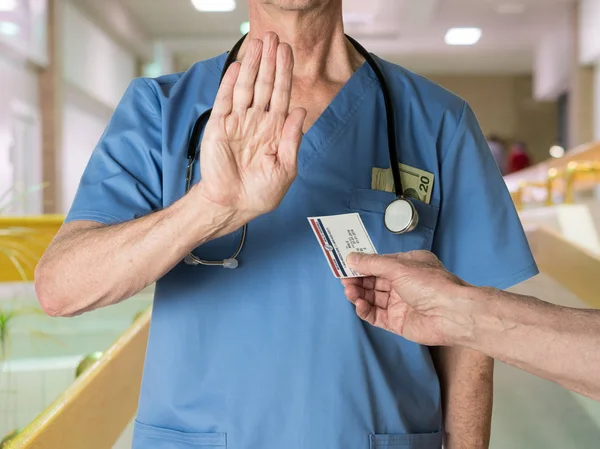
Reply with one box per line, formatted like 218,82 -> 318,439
1,0 -> 600,448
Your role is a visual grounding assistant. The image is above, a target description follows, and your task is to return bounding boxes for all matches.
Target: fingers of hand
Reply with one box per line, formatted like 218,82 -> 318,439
355,300 -> 387,329
355,299 -> 375,323
253,32 -> 279,110
346,252 -> 398,280
233,39 -> 263,111
344,284 -> 391,309
212,62 -> 241,117
341,278 -> 362,287
270,44 -> 294,115
343,284 -> 363,305
360,275 -> 392,293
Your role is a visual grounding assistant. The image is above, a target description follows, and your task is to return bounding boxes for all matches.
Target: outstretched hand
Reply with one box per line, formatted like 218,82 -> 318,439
342,251 -> 470,346
198,32 -> 307,222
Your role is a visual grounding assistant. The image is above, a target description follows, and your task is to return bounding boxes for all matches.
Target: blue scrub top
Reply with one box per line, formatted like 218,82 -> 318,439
66,53 -> 538,449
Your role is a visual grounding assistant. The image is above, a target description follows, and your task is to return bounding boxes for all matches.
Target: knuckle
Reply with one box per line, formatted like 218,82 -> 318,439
235,79 -> 249,90
258,76 -> 272,87
250,38 -> 263,50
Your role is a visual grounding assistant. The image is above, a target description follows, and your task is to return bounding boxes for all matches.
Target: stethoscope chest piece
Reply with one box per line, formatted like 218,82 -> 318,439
384,197 -> 419,234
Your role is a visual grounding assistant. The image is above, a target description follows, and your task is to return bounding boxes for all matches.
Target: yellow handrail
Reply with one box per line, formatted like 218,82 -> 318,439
6,310 -> 151,449
564,161 -> 600,204
505,141 -> 600,210
509,161 -> 600,210
527,226 -> 600,309
513,180 -> 553,210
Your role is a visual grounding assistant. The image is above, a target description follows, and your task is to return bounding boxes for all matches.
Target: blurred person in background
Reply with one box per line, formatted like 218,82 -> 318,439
486,134 -> 507,174
507,141 -> 532,174
34,1 -> 538,448
343,251 -> 600,402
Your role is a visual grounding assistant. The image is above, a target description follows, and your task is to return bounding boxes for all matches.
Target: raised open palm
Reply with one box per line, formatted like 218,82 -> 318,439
198,33 -> 307,221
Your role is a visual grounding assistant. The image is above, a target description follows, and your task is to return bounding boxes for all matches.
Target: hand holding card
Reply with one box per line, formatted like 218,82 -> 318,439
308,213 -> 378,278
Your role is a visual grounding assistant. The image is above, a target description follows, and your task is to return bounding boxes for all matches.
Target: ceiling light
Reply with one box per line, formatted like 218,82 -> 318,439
191,0 -> 236,12
0,21 -> 20,36
549,145 -> 565,158
0,0 -> 17,12
240,21 -> 250,35
445,27 -> 482,46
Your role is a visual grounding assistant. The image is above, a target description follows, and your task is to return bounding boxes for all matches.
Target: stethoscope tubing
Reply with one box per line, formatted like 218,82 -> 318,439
184,34 -> 411,267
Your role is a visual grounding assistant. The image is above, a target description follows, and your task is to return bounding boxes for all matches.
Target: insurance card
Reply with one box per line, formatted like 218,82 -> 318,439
308,213 -> 378,278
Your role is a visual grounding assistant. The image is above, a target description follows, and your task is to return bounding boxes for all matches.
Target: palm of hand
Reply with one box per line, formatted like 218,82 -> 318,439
201,111 -> 288,212
198,34 -> 306,220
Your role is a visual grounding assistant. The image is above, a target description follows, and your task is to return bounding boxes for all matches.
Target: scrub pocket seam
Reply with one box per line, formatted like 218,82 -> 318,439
134,420 -> 226,446
369,430 -> 443,448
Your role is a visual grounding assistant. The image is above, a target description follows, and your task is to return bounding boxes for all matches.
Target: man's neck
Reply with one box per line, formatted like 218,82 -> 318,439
243,2 -> 362,84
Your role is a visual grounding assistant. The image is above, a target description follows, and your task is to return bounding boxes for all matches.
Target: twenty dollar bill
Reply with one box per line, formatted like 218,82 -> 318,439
371,164 -> 434,204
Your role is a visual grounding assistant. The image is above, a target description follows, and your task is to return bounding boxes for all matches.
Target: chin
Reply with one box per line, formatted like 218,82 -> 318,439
260,0 -> 333,10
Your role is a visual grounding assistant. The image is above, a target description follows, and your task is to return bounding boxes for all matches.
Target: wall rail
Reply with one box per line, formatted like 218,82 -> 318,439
527,226 -> 600,309
6,310 -> 150,449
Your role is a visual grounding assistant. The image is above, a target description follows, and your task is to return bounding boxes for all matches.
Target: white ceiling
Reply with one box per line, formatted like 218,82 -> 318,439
118,0 -> 576,75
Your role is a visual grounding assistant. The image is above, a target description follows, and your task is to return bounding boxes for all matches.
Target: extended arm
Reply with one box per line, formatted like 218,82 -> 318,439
35,186 -> 239,316
461,288 -> 600,400
343,251 -> 600,402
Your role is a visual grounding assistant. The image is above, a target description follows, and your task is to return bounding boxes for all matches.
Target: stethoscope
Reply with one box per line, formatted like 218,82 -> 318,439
184,34 -> 418,269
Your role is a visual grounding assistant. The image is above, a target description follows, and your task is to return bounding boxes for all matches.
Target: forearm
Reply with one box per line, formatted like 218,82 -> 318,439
35,184 -> 241,316
457,287 -> 600,400
432,347 -> 493,449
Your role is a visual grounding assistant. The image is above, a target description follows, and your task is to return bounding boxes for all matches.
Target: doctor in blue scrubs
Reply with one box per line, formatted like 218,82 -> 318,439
35,1 -> 538,448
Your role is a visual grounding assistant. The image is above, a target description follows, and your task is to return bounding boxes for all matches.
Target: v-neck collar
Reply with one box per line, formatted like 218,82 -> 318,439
210,52 -> 379,176
298,62 -> 377,175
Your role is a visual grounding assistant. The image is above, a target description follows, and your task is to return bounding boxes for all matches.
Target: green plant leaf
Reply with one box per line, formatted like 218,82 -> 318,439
0,304 -> 45,360
0,237 -> 42,263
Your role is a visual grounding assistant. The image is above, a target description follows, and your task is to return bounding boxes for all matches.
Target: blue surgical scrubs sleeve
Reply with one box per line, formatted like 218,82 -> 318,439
432,102 -> 538,289
65,78 -> 163,225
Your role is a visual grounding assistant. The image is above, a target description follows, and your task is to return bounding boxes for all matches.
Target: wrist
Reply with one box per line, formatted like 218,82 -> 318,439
449,285 -> 501,348
439,285 -> 482,347
184,183 -> 247,245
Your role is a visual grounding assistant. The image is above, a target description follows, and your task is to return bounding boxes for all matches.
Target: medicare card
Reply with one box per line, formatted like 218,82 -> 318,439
308,213 -> 378,278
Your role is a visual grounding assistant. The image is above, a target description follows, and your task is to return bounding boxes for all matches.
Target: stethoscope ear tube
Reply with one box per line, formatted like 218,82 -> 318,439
183,33 -> 417,269
344,35 -> 403,200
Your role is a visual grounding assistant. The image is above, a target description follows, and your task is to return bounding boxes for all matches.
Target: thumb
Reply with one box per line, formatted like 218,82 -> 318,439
278,107 -> 307,171
346,252 -> 399,280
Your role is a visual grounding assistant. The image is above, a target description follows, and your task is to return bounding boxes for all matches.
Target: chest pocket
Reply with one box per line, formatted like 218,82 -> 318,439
349,189 -> 439,254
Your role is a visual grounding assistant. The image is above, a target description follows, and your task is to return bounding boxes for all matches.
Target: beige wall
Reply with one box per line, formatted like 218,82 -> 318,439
426,74 -> 558,164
